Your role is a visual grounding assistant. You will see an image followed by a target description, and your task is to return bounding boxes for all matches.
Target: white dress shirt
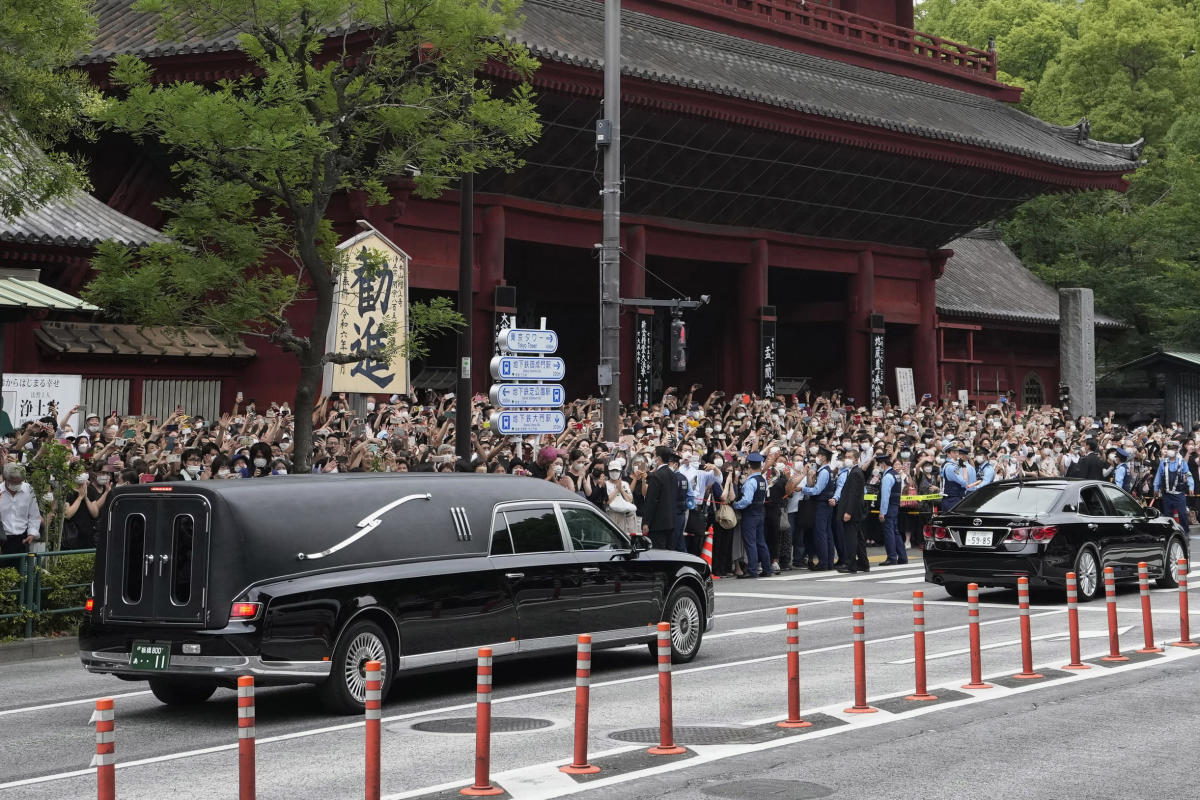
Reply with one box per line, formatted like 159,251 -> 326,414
1,482 -> 42,539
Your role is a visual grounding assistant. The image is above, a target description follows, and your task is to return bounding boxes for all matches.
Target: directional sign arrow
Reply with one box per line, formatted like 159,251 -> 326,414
497,328 -> 559,354
489,384 -> 566,408
489,356 -> 566,381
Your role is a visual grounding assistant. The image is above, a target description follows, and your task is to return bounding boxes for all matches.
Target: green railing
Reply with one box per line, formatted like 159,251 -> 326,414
0,549 -> 95,639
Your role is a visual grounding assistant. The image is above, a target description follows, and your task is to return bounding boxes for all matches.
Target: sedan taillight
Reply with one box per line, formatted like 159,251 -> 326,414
230,602 -> 262,620
1004,526 -> 1057,544
923,525 -> 950,540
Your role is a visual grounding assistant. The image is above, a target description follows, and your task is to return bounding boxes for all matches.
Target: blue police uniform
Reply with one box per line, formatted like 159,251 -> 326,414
940,454 -> 975,512
1154,455 -> 1194,533
802,462 -> 835,569
734,455 -> 773,577
879,467 -> 906,564
831,464 -> 850,563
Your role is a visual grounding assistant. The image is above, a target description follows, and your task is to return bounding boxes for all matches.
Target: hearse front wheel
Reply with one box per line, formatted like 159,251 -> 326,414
649,586 -> 704,664
148,679 -> 217,706
319,619 -> 393,715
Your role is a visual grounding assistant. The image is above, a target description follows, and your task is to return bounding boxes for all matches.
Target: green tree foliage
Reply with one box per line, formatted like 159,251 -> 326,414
0,0 -> 98,218
28,441 -> 85,553
918,0 -> 1200,361
83,0 -> 542,472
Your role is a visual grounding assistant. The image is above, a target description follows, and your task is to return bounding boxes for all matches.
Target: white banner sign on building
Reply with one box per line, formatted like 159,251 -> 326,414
895,367 -> 916,411
2,373 -> 82,432
322,225 -> 411,396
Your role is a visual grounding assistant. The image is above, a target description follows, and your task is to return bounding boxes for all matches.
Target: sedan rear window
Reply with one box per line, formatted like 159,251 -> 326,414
951,485 -> 1062,515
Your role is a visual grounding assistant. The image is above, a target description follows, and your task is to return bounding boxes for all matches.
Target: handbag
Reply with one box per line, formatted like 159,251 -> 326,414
607,482 -> 636,514
716,502 -> 737,530
779,505 -> 791,534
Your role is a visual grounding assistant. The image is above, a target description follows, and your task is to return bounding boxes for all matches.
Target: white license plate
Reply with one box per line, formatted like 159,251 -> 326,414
965,530 -> 992,547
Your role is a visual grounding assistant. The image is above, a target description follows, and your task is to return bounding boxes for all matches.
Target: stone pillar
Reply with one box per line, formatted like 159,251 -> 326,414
473,205 -> 505,389
917,252 -> 947,403
740,241 -> 769,393
844,250 -> 874,404
619,225 -> 646,404
1058,288 -> 1096,417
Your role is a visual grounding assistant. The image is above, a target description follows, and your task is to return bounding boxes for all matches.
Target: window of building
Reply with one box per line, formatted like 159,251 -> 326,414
1023,373 -> 1045,409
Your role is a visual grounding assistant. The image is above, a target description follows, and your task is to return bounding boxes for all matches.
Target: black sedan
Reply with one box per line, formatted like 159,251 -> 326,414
923,479 -> 1188,601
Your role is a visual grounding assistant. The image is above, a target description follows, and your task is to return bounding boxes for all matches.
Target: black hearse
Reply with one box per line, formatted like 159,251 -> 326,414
80,474 -> 714,712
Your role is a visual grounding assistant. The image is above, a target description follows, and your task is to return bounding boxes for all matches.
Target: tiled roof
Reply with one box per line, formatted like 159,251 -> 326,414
85,0 -> 1139,174
35,321 -> 256,358
936,229 -> 1125,329
0,148 -> 166,248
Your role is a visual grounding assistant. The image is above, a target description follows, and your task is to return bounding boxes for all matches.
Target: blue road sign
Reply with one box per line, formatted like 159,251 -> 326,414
489,356 -> 566,381
489,410 -> 567,435
497,329 -> 559,354
489,384 -> 566,408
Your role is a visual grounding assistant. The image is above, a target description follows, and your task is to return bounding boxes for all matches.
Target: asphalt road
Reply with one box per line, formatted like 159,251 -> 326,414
3,543 -> 1199,800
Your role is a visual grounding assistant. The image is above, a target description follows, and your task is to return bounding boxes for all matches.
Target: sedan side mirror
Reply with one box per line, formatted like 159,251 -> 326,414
1146,506 -> 1160,519
630,536 -> 652,556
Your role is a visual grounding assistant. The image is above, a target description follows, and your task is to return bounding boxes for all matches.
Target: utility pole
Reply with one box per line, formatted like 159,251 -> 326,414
455,171 -> 474,461
597,0 -> 622,441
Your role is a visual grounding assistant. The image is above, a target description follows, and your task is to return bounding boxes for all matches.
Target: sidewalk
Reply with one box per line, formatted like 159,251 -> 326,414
0,636 -> 78,666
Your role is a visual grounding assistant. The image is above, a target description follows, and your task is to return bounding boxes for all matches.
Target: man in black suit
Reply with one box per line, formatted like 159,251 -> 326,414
837,448 -> 870,573
1076,438 -> 1106,481
641,445 -> 678,550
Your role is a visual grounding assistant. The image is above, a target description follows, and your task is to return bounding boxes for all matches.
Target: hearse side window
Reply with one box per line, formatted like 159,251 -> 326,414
561,507 -> 628,551
170,515 -> 195,605
123,514 -> 146,604
1078,487 -> 1109,517
504,508 -> 565,554
1100,485 -> 1143,518
490,517 -> 513,556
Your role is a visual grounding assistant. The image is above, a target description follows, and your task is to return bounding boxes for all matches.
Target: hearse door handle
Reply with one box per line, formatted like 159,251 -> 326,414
504,572 -> 525,581
158,554 -> 169,577
1123,523 -> 1134,530
144,554 -> 155,575
581,567 -> 601,574
1087,523 -> 1098,531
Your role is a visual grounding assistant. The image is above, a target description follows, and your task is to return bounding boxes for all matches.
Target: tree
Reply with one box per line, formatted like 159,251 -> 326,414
919,0 -> 1200,363
0,0 -> 97,218
83,0 -> 541,472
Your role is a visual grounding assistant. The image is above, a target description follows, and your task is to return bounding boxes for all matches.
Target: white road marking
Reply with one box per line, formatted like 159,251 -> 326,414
886,627 -> 1133,664
706,616 -> 843,640
819,567 -> 926,583
0,690 -> 153,719
879,576 -> 928,584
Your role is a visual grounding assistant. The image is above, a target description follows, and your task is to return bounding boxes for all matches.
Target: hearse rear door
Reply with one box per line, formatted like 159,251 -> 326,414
103,494 -> 211,624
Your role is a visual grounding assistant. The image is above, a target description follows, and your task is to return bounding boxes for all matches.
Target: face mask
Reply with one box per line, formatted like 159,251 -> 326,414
96,475 -> 110,486
705,427 -> 713,435
713,458 -> 724,469
736,412 -> 746,420
1166,450 -> 1178,459
186,465 -> 201,476
900,451 -> 911,459
218,468 -> 231,477
843,458 -> 855,468
923,465 -> 933,473
554,464 -> 564,477
608,471 -> 621,481
273,469 -> 287,476
87,424 -> 101,434
793,460 -> 803,470
253,458 -> 268,468
975,455 -> 985,463
74,474 -> 88,485
109,425 -> 119,433
77,442 -> 91,453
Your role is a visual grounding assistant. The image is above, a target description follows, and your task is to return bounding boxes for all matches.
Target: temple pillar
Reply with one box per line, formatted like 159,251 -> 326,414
472,205 -> 505,389
739,241 -> 768,394
844,250 -> 874,405
620,225 -> 646,404
917,251 -> 946,403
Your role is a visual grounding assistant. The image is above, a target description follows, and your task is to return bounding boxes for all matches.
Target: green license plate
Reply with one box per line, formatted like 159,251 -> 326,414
129,641 -> 171,671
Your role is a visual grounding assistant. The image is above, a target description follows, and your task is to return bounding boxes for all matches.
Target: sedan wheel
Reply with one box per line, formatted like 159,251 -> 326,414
649,586 -> 704,663
1158,538 -> 1187,589
1074,548 -> 1100,602
318,619 -> 392,715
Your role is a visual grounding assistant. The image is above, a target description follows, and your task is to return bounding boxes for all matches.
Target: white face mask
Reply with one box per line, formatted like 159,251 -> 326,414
714,425 -> 722,432
218,468 -> 230,477
77,442 -> 91,452
843,458 -> 855,468
253,458 -> 268,468
713,458 -> 724,469
1166,450 -> 1178,459
186,465 -> 201,476
87,424 -> 101,433
793,461 -> 803,470
74,474 -> 88,485
366,403 -> 376,412
96,475 -> 110,486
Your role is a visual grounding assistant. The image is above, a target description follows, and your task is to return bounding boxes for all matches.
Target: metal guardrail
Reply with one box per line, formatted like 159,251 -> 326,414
0,549 -> 95,639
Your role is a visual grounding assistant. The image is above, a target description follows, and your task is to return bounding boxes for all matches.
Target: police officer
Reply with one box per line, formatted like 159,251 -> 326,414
1111,447 -> 1133,492
1154,441 -> 1194,532
940,444 -> 975,511
802,446 -> 836,570
878,454 -> 907,566
830,450 -> 852,566
836,448 -> 870,573
968,449 -> 995,493
733,452 -> 773,578
668,451 -> 690,552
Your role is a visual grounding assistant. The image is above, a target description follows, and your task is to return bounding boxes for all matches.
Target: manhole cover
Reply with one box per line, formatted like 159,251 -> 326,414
703,779 -> 833,799
609,726 -> 761,745
411,716 -> 553,734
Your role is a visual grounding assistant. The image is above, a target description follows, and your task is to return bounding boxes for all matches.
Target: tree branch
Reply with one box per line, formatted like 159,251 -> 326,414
322,348 -> 390,365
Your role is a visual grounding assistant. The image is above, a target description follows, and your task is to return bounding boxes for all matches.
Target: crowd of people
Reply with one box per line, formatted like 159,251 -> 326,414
2,385 -> 1197,570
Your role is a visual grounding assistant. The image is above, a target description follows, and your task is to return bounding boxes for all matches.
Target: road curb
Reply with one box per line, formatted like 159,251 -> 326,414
0,636 -> 76,665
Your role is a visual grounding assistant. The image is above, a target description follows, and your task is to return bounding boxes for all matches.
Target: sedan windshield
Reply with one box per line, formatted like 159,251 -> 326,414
951,484 -> 1062,516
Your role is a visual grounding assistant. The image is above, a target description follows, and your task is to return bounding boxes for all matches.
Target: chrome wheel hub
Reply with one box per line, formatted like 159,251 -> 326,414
670,596 -> 701,656
344,632 -> 387,702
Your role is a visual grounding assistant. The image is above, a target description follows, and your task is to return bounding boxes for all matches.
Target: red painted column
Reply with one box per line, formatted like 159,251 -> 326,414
740,241 -> 768,393
620,225 -> 646,404
472,206 -> 505,389
916,253 -> 944,402
844,250 -> 873,404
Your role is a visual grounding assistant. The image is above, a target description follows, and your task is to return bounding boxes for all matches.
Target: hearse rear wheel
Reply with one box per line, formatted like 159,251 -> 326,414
648,586 -> 704,664
319,619 -> 393,715
148,679 -> 217,706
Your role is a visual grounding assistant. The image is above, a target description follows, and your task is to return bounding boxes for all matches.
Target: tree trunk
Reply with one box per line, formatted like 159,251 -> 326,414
290,275 -> 334,475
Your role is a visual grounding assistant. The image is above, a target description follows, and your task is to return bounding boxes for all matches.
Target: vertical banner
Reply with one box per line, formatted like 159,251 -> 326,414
761,319 -> 777,398
493,313 -> 516,355
869,330 -> 885,408
634,314 -> 653,407
895,367 -> 916,411
323,225 -> 410,396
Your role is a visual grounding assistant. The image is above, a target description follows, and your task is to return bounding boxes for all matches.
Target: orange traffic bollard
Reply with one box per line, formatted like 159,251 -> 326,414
561,635 -> 600,774
1171,558 -> 1197,648
906,591 -> 937,701
701,528 -> 716,578
779,607 -> 813,727
461,648 -> 504,796
1012,577 -> 1043,679
962,583 -> 993,689
237,676 -> 256,800
1062,572 -> 1090,670
649,622 -> 687,754
1137,563 -> 1163,654
365,661 -> 382,800
90,697 -> 115,800
844,598 -> 878,713
1101,566 -> 1129,662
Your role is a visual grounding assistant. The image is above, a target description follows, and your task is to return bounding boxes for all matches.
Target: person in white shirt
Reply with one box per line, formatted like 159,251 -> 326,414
1,464 -> 42,554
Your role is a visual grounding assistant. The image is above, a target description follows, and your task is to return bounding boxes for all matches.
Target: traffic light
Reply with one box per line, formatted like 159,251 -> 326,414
669,315 -> 687,372
1058,382 -> 1070,411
